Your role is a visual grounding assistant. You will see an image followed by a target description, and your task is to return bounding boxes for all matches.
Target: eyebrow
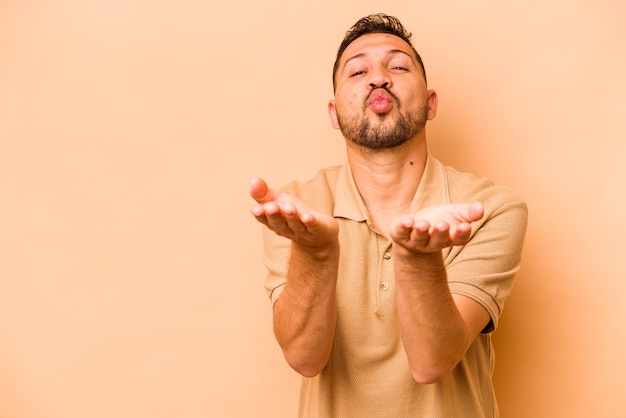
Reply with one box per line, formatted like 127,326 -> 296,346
342,49 -> 414,69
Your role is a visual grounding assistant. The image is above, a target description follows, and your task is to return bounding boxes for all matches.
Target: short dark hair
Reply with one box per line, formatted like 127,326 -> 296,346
332,13 -> 427,91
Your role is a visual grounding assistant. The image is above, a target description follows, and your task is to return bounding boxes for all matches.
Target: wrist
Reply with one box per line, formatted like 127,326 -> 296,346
292,240 -> 340,262
394,248 -> 446,280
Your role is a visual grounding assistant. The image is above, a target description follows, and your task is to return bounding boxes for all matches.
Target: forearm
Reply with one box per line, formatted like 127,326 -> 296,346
394,250 -> 471,384
273,241 -> 339,377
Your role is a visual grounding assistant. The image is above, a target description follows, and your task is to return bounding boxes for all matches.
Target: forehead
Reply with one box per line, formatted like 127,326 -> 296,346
340,33 -> 416,65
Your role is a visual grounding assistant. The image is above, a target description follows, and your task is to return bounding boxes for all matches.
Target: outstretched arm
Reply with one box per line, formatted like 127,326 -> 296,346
389,202 -> 490,384
250,177 -> 339,377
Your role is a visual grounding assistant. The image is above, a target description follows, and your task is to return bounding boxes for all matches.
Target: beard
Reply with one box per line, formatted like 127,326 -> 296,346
336,94 -> 428,151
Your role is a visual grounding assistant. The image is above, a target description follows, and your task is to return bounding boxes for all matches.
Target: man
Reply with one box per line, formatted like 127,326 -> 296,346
250,13 -> 527,418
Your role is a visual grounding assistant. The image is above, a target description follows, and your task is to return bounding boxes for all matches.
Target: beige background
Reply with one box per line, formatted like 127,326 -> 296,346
1,1 -> 625,417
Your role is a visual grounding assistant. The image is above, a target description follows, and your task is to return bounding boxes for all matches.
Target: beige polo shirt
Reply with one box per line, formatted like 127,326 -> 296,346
262,155 -> 528,418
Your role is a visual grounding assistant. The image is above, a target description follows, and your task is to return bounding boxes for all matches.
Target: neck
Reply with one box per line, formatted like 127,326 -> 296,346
346,138 -> 428,234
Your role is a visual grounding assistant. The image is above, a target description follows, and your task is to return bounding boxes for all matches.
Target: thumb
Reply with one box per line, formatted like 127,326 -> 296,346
250,177 -> 280,203
467,201 -> 484,222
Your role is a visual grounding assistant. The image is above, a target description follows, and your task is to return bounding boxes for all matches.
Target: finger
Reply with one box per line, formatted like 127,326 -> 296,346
249,177 -> 267,201
250,205 -> 275,230
390,216 -> 415,241
250,203 -> 265,218
298,211 -> 331,236
299,211 -> 315,226
250,177 -> 281,204
283,205 -> 311,235
426,221 -> 451,249
408,219 -> 430,242
250,200 -> 280,223
297,212 -> 340,245
263,202 -> 292,232
449,222 -> 472,245
468,201 -> 484,222
266,203 -> 318,239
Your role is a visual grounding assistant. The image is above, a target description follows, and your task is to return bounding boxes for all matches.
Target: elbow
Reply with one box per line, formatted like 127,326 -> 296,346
409,363 -> 455,385
406,340 -> 469,384
286,356 -> 326,378
411,370 -> 445,385
294,365 -> 323,378
282,348 -> 328,378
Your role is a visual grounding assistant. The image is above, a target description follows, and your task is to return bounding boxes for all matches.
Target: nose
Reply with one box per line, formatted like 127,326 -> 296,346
370,81 -> 389,90
368,66 -> 391,90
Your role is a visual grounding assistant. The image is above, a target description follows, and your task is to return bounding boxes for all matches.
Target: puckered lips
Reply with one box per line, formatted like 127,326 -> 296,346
368,88 -> 394,114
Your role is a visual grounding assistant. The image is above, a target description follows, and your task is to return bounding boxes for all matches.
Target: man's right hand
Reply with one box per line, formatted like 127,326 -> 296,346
250,177 -> 339,250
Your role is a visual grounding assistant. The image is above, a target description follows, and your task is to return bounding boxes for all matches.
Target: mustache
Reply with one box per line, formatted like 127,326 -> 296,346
365,86 -> 400,108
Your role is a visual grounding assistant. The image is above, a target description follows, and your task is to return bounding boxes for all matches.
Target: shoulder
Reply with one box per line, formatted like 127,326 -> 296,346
442,164 -> 526,213
281,165 -> 342,193
430,161 -> 528,237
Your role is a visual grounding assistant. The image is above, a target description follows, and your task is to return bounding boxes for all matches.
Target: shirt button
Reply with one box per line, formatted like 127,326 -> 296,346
383,251 -> 392,260
381,282 -> 390,291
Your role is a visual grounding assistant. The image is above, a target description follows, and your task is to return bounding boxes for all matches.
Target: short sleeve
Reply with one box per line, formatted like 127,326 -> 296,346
446,196 -> 528,333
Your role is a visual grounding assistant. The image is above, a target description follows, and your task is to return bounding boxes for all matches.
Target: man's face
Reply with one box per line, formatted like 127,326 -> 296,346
329,33 -> 437,151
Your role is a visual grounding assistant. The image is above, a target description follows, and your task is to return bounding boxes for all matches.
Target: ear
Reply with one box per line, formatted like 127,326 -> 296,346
426,89 -> 438,120
328,100 -> 340,129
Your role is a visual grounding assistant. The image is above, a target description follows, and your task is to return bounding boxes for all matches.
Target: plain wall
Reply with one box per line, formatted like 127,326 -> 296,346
1,1 -> 625,417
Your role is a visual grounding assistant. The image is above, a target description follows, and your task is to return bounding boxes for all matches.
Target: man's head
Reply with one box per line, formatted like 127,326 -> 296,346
332,13 -> 427,92
328,14 -> 437,152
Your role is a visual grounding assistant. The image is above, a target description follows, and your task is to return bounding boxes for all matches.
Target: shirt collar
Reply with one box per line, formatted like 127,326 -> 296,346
333,154 -> 450,221
334,163 -> 368,221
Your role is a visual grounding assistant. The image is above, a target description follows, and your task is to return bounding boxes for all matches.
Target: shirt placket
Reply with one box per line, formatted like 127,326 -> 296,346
375,235 -> 395,315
